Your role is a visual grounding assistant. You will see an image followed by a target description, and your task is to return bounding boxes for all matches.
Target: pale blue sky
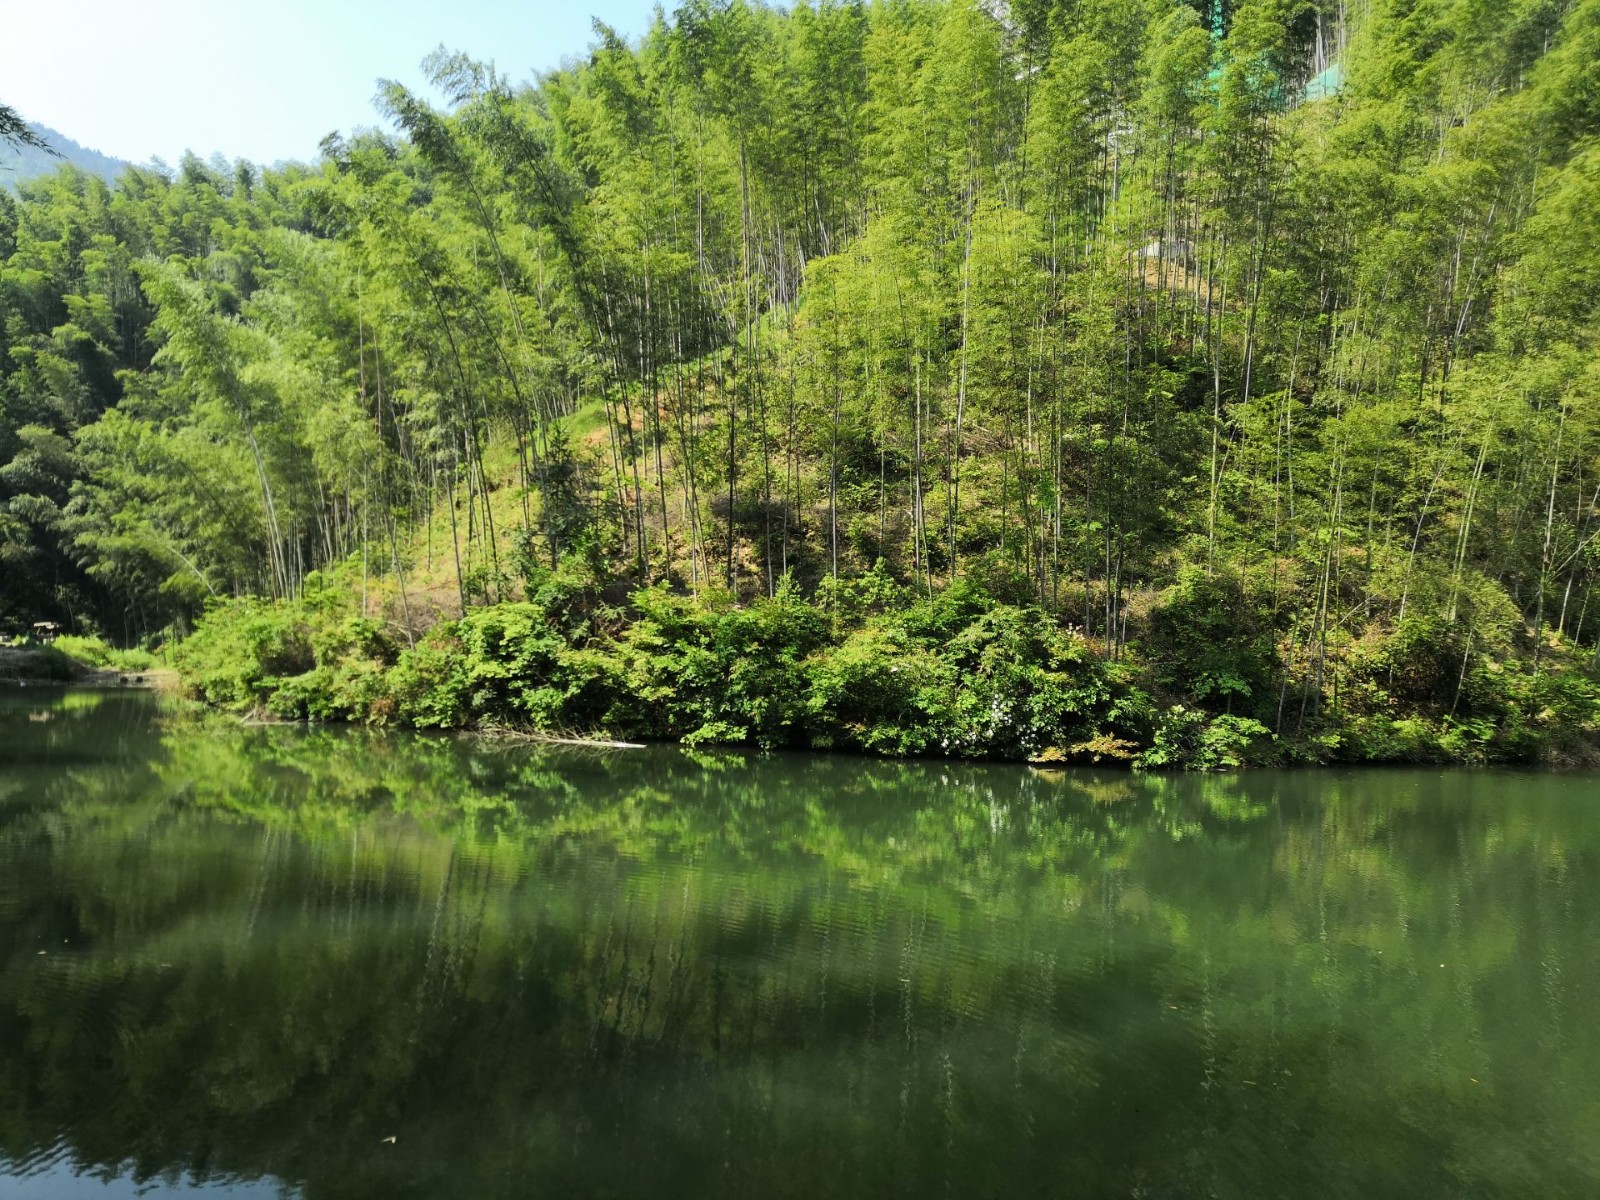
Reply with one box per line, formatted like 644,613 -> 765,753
0,0 -> 666,167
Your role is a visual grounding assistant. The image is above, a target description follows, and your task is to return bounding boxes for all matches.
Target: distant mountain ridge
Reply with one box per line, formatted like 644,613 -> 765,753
0,124 -> 130,187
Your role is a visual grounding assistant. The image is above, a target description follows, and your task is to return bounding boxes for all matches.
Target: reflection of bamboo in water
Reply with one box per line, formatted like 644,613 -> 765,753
771,887 -> 796,1040
411,842 -> 456,1043
709,940 -> 726,1057
893,896 -> 929,1144
645,880 -> 692,1058
1198,951 -> 1219,1182
238,827 -> 277,944
446,852 -> 493,1004
1096,868 -> 1115,973
587,901 -> 624,1060
1537,853 -> 1569,1104
629,897 -> 663,1054
939,1045 -> 956,1183
344,826 -> 358,947
605,895 -> 638,1057
1018,940 -> 1046,1099
740,900 -> 764,1069
1443,856 -> 1490,1099
30,729 -> 1600,1196
1314,879 -> 1354,1135
936,903 -> 962,1185
1012,946 -> 1056,1154
864,889 -> 883,1041
614,891 -> 669,1068
900,899 -> 927,1054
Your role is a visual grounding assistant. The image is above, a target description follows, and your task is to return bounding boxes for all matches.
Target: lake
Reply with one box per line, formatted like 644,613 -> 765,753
1,688 -> 1598,1198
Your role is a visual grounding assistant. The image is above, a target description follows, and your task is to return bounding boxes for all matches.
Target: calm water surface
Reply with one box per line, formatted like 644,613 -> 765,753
1,689 -> 1598,1198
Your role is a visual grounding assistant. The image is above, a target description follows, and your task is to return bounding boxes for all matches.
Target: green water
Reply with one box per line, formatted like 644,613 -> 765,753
1,690 -> 1598,1198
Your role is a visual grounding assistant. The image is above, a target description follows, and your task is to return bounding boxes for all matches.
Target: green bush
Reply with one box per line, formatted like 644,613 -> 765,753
605,582 -> 828,747
805,625 -> 943,755
805,597 -> 1142,760
931,605 -> 1120,758
1137,707 -> 1272,770
52,635 -> 158,673
176,597 -> 316,709
1143,567 -> 1278,716
168,569 -> 1598,769
387,627 -> 473,728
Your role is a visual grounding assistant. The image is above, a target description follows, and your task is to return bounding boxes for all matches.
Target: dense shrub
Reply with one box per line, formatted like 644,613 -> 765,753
805,625 -> 943,755
171,570 -> 1600,770
51,635 -> 158,673
1143,567 -> 1278,716
175,596 -> 316,709
606,583 -> 830,747
928,605 -> 1122,758
1137,708 -> 1273,770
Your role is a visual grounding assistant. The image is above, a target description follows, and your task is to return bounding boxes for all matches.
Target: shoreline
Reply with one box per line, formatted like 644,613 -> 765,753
0,647 -> 175,690
69,688 -> 1600,773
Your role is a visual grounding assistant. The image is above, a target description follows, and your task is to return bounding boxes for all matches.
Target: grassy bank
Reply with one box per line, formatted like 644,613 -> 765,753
171,568 -> 1600,770
0,636 -> 161,684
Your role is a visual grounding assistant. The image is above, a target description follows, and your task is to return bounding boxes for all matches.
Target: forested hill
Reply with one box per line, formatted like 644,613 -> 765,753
0,123 -> 129,186
4,0 -> 1600,765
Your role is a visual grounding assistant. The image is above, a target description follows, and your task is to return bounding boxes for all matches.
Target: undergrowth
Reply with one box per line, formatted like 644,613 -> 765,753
172,565 -> 1600,770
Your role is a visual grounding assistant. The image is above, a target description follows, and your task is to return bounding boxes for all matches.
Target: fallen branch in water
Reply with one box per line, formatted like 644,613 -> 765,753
471,725 -> 647,750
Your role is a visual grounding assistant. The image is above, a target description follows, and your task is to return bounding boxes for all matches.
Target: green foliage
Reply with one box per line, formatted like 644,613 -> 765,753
1138,708 -> 1274,771
384,627 -> 472,728
604,582 -> 830,747
171,575 -> 1154,759
168,545 -> 1600,766
51,634 -> 157,672
174,596 -> 317,710
1143,567 -> 1278,714
805,624 -> 943,754
7,0 -> 1600,769
930,605 -> 1119,758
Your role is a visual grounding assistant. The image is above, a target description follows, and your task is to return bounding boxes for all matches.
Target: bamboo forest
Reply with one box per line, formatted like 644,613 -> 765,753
5,0 -> 1600,767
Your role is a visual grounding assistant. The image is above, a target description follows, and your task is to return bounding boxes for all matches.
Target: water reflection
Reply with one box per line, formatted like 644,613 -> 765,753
2,690 -> 1598,1198
2,1153 -> 293,1198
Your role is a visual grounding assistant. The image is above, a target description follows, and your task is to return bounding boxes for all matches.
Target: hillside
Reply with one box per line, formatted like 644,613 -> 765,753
3,0 -> 1600,766
0,122 -> 129,186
